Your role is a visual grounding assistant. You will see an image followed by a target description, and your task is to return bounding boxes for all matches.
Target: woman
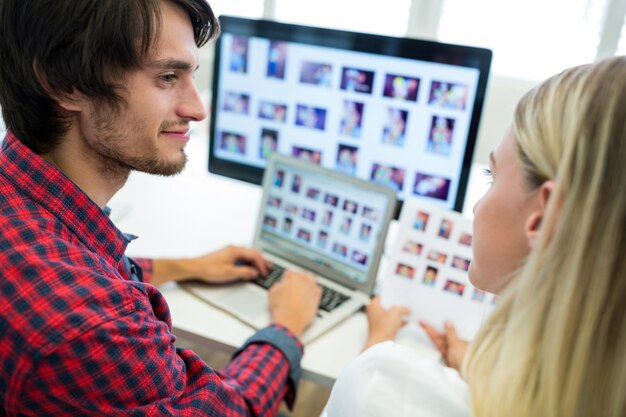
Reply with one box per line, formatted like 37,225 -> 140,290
326,56 -> 626,417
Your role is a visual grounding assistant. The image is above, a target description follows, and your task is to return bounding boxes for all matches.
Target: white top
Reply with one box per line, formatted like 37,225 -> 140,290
324,341 -> 471,417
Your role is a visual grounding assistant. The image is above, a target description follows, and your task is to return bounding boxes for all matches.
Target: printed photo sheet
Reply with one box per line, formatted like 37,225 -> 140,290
380,197 -> 495,349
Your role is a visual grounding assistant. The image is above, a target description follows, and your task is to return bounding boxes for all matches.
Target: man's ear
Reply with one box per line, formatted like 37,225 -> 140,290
525,180 -> 555,247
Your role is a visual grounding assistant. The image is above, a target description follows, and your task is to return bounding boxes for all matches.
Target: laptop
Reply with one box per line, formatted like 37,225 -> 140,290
183,153 -> 397,343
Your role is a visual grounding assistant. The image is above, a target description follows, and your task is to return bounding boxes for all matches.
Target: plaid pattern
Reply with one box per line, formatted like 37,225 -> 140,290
0,132 -> 302,416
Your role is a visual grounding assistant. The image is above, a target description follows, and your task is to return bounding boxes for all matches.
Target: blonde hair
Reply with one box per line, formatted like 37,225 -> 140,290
465,56 -> 626,417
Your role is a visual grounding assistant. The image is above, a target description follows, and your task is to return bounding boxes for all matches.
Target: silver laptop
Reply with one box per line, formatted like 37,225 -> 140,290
183,153 -> 397,343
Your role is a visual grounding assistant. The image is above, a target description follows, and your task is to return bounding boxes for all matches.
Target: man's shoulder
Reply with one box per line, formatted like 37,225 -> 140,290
0,194 -> 142,345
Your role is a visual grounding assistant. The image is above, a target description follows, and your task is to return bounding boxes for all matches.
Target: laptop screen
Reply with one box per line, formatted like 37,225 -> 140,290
256,154 -> 396,291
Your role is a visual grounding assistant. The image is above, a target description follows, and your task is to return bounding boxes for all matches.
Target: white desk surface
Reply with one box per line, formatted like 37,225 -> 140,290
108,122 -> 487,388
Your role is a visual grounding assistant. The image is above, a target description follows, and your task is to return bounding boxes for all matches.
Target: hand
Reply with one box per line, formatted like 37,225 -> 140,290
268,271 -> 321,337
419,320 -> 468,372
151,245 -> 272,285
362,296 -> 411,351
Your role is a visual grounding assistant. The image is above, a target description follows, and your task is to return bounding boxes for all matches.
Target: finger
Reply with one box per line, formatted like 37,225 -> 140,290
368,296 -> 382,309
419,321 -> 446,352
391,305 -> 411,316
233,265 -> 260,279
444,321 -> 459,342
237,247 -> 271,276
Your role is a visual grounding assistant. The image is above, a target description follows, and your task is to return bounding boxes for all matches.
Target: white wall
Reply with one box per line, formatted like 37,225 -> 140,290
473,75 -> 540,164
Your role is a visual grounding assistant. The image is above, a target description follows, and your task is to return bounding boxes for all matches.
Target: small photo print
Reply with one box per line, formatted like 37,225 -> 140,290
332,243 -> 348,257
370,163 -> 405,191
267,41 -> 288,79
259,128 -> 278,160
402,240 -> 423,256
306,187 -> 321,200
339,216 -> 353,234
297,228 -> 312,243
295,104 -> 327,131
273,169 -> 285,188
428,80 -> 469,110
359,224 -> 372,242
458,232 -> 473,246
229,36 -> 249,73
383,74 -> 420,102
267,196 -> 281,208
413,210 -> 430,231
258,101 -> 288,123
340,67 -> 375,94
263,215 -> 277,228
362,206 -> 380,222
472,289 -> 487,302
342,199 -> 358,214
438,218 -> 454,239
282,217 -> 293,234
381,108 -> 409,147
427,116 -> 456,157
285,203 -> 298,214
413,173 -> 451,201
426,249 -> 448,265
335,144 -> 358,175
351,250 -> 368,266
318,230 -> 329,248
222,91 -> 250,115
324,193 -> 339,207
302,208 -> 316,222
339,100 -> 364,138
219,131 -> 246,155
321,210 -> 334,227
291,174 -> 302,193
292,146 -> 322,165
423,265 -> 438,286
299,61 -> 333,87
443,279 -> 466,297
395,263 -> 416,279
451,255 -> 471,272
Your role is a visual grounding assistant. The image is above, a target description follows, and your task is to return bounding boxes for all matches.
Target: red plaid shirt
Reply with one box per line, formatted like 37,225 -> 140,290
0,132 -> 303,416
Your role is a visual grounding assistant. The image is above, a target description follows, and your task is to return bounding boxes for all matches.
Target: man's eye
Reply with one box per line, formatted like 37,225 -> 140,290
160,74 -> 178,83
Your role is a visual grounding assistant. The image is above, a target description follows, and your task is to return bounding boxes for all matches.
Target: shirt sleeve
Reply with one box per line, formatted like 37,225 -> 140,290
325,341 -> 471,417
129,257 -> 153,283
229,323 -> 304,408
18,307 -> 301,416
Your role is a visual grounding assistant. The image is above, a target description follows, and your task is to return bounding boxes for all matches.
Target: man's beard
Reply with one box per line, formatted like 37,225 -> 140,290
86,110 -> 188,181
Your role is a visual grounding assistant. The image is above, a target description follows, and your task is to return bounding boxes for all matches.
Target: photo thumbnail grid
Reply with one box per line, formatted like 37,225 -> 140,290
213,33 -> 480,208
261,165 -> 388,276
393,205 -> 487,303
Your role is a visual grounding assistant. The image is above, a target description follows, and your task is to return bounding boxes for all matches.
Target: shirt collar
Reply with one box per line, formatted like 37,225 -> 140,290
0,132 -> 130,265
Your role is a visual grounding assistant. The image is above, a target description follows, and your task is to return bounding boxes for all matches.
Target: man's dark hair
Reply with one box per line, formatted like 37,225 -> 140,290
0,0 -> 219,154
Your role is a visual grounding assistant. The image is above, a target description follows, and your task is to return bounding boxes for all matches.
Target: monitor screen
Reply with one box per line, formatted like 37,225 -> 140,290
208,16 -> 492,214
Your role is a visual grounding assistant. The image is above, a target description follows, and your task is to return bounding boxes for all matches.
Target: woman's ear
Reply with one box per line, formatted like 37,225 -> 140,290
525,180 -> 555,247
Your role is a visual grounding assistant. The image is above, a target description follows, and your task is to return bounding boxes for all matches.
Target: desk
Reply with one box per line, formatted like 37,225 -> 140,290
108,122 -> 488,388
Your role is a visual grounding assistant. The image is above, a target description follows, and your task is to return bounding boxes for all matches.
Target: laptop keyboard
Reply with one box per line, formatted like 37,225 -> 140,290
252,265 -> 351,312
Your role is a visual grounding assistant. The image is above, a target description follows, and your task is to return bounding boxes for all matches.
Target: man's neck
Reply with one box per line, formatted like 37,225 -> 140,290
41,129 -> 129,208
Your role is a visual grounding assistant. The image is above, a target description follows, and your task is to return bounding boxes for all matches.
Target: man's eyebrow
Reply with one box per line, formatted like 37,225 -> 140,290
147,59 -> 199,71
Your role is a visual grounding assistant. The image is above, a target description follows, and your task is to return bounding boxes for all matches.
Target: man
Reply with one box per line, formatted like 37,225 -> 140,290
0,0 -> 321,415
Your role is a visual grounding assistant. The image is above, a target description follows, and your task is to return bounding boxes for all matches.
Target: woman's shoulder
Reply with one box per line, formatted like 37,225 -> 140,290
325,341 -> 470,417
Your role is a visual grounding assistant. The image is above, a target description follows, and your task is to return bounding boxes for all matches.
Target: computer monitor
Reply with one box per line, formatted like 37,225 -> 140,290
208,15 -> 492,215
